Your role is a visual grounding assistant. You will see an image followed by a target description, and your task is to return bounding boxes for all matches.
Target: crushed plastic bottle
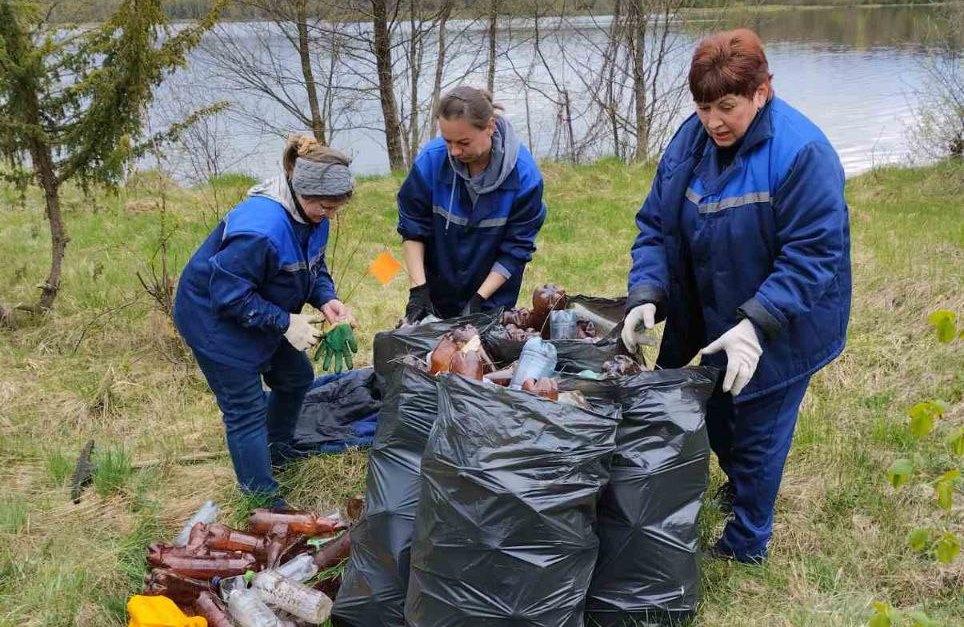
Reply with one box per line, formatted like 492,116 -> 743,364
213,573 -> 247,602
127,594 -> 206,627
248,509 -> 345,537
252,569 -> 333,624
275,553 -> 318,583
312,531 -> 351,570
549,309 -> 579,340
143,569 -> 211,607
172,501 -> 219,547
194,591 -> 234,627
226,587 -> 281,627
146,543 -> 257,580
509,337 -> 558,389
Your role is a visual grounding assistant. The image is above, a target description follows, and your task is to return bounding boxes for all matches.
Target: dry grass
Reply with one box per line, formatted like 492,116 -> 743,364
0,159 -> 961,625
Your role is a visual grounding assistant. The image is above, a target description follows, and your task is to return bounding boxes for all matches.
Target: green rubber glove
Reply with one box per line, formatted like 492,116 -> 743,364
314,322 -> 358,373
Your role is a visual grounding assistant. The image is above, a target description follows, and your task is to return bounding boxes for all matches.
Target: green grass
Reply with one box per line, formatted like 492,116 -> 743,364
0,158 -> 962,625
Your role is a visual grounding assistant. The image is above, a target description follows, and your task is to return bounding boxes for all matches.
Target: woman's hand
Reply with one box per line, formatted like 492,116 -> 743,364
700,318 -> 763,396
321,299 -> 356,327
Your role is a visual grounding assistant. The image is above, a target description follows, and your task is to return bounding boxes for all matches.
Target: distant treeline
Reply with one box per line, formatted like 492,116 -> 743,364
42,0 -> 945,23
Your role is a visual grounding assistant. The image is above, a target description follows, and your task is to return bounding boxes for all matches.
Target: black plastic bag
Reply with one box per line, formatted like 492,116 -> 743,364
482,331 -> 621,372
333,312 -> 502,627
584,367 -> 716,627
332,365 -> 437,626
405,374 -> 620,627
566,295 -> 627,339
289,368 -> 381,450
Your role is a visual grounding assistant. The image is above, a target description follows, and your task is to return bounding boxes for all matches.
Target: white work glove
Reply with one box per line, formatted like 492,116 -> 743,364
621,303 -> 657,353
700,318 -> 763,396
283,313 -> 323,351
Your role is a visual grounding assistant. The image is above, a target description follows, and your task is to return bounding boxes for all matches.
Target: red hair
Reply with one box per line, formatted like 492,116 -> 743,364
688,29 -> 773,103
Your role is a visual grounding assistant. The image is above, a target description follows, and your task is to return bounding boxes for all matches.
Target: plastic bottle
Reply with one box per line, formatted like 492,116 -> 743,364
194,591 -> 234,627
173,501 -> 219,547
248,509 -> 345,536
252,569 -> 333,624
143,569 -> 212,607
549,310 -> 578,340
531,284 -> 568,338
312,532 -> 351,570
197,522 -> 283,564
226,588 -> 281,627
127,594 -> 206,627
213,573 -> 247,602
509,337 -> 558,389
345,494 -> 365,525
147,544 -> 258,579
522,377 -> 560,401
275,553 -> 318,583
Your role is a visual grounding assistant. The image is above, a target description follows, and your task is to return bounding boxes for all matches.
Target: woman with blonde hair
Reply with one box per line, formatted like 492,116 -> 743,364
174,134 -> 356,504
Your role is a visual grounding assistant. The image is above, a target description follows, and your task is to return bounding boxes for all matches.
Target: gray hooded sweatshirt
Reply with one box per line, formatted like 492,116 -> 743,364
448,116 -> 521,208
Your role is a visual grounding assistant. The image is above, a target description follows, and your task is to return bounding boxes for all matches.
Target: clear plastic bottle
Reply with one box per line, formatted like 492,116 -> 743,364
173,501 -> 219,547
252,569 -> 333,624
549,310 -> 578,340
226,587 -> 281,627
509,337 -> 558,389
275,553 -> 318,583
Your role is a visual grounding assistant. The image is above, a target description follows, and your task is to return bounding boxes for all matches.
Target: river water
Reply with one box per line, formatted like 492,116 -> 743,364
150,5 -> 960,180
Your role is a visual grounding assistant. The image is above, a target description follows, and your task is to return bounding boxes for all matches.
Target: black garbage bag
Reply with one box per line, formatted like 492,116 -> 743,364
334,312 -> 502,627
405,374 -> 620,627
566,295 -> 627,339
482,331 -> 621,372
372,311 -> 504,386
332,365 -> 437,626
584,367 -> 716,627
287,368 -> 382,453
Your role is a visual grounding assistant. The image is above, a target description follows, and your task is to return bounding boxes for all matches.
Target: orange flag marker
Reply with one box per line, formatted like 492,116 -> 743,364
369,251 -> 402,286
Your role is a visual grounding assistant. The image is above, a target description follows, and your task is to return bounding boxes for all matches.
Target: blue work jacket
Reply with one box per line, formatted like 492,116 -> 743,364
628,97 -> 852,401
174,196 -> 337,371
397,138 -> 547,317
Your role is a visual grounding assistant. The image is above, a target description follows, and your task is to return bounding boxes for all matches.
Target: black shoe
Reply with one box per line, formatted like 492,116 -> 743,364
713,481 -> 735,514
706,541 -> 767,565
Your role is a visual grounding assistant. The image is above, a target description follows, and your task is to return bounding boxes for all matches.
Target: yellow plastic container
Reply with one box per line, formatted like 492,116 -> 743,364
127,595 -> 207,627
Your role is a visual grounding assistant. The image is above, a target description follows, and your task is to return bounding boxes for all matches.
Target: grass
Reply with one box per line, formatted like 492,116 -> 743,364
0,157 -> 962,625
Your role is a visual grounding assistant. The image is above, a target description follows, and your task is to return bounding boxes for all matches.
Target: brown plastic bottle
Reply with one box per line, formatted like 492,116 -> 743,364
143,568 -> 211,607
147,543 -> 258,579
312,531 -> 352,570
522,377 -> 560,401
449,349 -> 484,380
532,284 -> 568,338
248,509 -> 345,537
502,308 -> 533,329
194,590 -> 235,627
201,522 -> 286,568
429,333 -> 459,374
345,494 -> 365,525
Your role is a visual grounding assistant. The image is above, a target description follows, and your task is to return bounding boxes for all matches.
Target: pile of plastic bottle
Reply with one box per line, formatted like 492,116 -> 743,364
129,497 -> 361,626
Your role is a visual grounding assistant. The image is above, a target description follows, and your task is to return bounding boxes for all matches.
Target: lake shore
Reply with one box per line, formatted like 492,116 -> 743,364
1,157 -> 961,624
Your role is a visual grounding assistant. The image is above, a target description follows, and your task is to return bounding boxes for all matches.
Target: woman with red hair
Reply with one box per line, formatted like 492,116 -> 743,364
622,29 -> 852,562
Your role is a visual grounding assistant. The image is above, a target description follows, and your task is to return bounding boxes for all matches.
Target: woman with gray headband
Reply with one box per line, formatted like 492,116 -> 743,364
398,85 -> 547,321
173,134 -> 355,504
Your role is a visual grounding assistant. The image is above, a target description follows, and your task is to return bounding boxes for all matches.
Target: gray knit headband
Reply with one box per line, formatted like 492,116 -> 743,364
290,157 -> 354,197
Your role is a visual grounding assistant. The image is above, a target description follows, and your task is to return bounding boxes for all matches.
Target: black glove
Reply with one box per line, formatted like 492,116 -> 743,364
405,283 -> 435,324
461,292 -> 486,316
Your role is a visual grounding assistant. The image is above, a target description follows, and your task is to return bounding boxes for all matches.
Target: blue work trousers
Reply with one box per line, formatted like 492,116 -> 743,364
705,376 -> 811,561
193,342 -> 314,498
